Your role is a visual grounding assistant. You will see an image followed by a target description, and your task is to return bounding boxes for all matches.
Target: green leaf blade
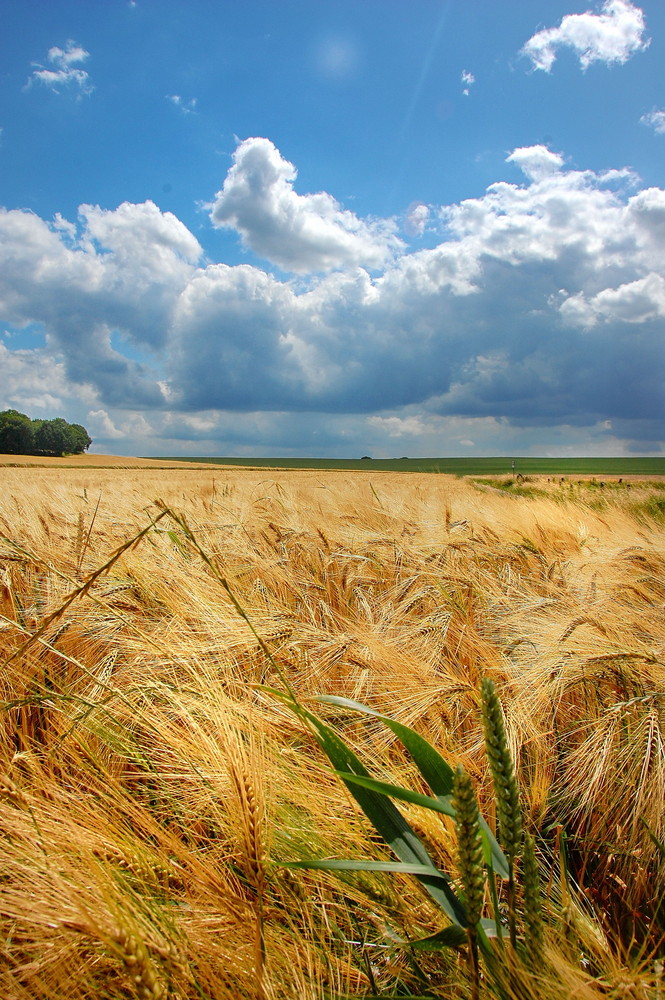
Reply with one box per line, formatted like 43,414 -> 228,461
315,694 -> 509,878
281,859 -> 450,878
334,771 -> 456,817
301,707 -> 467,926
316,694 -> 456,796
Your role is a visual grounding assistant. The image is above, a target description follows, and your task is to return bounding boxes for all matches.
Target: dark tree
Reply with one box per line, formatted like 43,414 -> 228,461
0,410 -> 92,456
69,424 -> 93,454
0,409 -> 35,454
34,418 -> 78,457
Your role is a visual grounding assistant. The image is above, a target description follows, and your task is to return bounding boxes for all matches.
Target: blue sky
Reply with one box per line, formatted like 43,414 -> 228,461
1,0 -> 664,457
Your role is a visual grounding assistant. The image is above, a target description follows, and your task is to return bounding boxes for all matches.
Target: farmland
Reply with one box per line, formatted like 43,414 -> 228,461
155,455 -> 665,476
1,464 -> 665,998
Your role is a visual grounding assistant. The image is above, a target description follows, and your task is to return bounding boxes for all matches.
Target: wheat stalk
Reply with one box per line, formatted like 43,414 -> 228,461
481,675 -> 523,949
453,764 -> 485,1000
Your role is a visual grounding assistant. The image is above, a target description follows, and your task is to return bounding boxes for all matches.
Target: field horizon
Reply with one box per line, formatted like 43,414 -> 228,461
155,454 -> 665,476
2,451 -> 665,478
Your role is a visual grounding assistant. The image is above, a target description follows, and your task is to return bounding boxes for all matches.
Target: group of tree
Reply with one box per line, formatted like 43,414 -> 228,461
0,409 -> 92,457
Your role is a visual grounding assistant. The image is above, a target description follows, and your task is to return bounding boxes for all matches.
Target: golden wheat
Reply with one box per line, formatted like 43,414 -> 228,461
1,466 -> 664,997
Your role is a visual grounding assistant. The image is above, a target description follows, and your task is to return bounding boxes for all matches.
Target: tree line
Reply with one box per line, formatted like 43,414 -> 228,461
0,409 -> 92,457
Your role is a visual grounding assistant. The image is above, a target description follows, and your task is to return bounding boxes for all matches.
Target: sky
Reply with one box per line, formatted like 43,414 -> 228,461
1,0 -> 664,458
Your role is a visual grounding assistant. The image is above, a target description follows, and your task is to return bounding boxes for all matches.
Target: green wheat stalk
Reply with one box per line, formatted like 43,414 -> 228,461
453,765 -> 485,1000
521,831 -> 545,969
481,677 -> 522,949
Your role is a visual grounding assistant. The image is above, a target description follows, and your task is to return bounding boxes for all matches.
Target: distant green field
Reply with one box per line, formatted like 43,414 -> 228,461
151,456 -> 665,476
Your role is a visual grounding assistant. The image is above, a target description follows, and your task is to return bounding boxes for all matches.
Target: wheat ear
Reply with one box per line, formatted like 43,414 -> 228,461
112,929 -> 166,1000
230,760 -> 267,1000
480,676 -> 523,948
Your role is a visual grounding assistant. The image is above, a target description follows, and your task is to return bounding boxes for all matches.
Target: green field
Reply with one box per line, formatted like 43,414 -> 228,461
153,455 -> 665,475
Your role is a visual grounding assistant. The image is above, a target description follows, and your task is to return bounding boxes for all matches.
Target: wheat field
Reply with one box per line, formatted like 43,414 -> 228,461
1,466 -> 664,998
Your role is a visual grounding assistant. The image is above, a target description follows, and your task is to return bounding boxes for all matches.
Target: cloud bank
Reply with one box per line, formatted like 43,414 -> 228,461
1,137 -> 664,454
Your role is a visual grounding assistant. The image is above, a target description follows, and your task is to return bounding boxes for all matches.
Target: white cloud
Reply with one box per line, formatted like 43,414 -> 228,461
167,94 -> 197,115
561,273 -> 665,326
506,145 -> 565,182
628,186 -> 665,242
48,43 -> 89,68
641,109 -> 665,134
29,40 -> 92,95
208,137 -> 404,273
404,202 -> 430,237
521,1 -> 649,72
87,408 -> 155,441
79,200 -> 202,269
461,70 -> 475,95
0,341 -> 97,414
0,201 -> 201,405
62,404 -> 654,459
87,409 -> 124,439
174,144 -> 665,432
367,415 -> 427,438
52,212 -> 77,240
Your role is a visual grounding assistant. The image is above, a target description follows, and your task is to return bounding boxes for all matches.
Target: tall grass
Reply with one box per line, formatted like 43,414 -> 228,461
1,467 -> 664,997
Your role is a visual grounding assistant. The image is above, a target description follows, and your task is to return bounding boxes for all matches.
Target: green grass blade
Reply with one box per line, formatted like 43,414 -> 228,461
317,695 -> 509,879
334,771 -> 456,817
282,859 -> 453,877
478,817 -> 509,880
316,695 -> 456,795
409,925 -> 468,950
301,707 -> 467,926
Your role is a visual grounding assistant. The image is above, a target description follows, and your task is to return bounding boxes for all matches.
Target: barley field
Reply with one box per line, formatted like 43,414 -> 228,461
1,465 -> 664,999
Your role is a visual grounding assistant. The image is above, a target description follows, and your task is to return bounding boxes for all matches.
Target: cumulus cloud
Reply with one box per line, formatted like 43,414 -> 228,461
87,409 -> 125,439
0,200 -> 202,404
79,200 -> 202,270
506,145 -> 565,182
29,40 -> 92,95
1,138 -> 665,452
404,202 -> 430,236
0,341 -> 97,414
87,408 -> 156,442
641,109 -> 665,134
560,273 -> 665,326
208,137 -> 404,273
521,1 -> 649,72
